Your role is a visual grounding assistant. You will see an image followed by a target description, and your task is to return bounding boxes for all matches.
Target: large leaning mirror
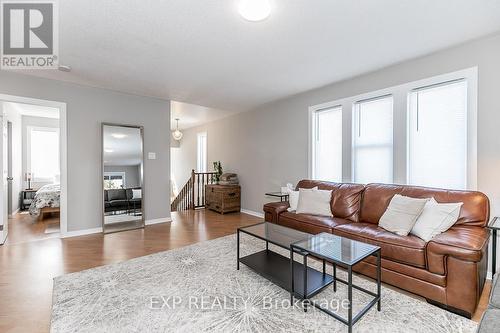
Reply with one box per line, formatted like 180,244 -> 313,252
102,123 -> 144,233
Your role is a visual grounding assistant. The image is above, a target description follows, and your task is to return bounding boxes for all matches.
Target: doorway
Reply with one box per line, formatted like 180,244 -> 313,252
7,121 -> 12,217
0,94 -> 67,245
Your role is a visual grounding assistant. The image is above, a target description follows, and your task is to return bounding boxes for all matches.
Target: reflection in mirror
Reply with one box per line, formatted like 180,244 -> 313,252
102,124 -> 144,233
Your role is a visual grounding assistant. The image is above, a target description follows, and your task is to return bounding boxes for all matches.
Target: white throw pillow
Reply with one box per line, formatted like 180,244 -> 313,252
132,189 -> 142,200
379,194 -> 429,236
411,198 -> 463,242
286,187 -> 317,212
287,190 -> 300,212
296,188 -> 332,217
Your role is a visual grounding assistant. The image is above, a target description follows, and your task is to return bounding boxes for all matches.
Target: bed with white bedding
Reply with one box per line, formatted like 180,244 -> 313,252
29,184 -> 61,219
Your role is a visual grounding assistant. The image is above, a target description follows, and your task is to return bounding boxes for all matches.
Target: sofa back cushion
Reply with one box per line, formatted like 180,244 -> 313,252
361,183 -> 490,227
295,180 -> 364,222
107,189 -> 126,201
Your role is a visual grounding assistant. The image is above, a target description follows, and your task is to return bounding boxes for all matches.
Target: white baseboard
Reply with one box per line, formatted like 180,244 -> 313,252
241,209 -> 264,219
9,208 -> 20,218
145,217 -> 172,225
61,227 -> 103,238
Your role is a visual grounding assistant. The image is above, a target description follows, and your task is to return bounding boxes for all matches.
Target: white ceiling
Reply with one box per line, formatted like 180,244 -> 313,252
170,101 -> 242,130
4,102 -> 60,119
19,0 -> 500,112
103,126 -> 142,166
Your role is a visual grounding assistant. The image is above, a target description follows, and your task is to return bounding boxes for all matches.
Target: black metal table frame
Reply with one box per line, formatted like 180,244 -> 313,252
488,217 -> 499,276
290,243 -> 381,333
264,192 -> 290,202
237,223 -> 334,300
237,222 -> 308,270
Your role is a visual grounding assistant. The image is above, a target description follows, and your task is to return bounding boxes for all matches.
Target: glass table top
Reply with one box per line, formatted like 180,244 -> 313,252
292,232 -> 380,266
239,222 -> 312,249
265,192 -> 290,197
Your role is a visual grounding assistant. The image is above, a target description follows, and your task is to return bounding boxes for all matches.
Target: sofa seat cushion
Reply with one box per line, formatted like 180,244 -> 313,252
334,222 -> 427,268
110,200 -> 128,207
278,212 -> 349,234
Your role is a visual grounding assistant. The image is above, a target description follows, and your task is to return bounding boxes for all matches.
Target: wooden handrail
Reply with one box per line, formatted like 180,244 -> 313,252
171,169 -> 217,212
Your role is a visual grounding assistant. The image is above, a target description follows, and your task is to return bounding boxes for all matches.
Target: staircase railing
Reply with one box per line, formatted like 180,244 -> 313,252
171,169 -> 217,212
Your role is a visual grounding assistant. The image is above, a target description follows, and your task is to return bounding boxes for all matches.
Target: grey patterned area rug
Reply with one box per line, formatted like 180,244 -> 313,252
51,234 -> 477,333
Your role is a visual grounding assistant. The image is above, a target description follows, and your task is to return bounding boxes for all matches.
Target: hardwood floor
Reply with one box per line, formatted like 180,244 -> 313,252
6,211 -> 60,245
0,209 -> 490,332
0,209 -> 261,333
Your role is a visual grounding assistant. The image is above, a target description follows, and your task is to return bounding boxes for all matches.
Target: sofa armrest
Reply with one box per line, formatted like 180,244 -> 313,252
263,202 -> 289,223
427,226 -> 490,274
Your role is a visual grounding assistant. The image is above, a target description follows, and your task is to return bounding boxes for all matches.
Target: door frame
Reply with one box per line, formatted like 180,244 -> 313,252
0,94 -> 68,235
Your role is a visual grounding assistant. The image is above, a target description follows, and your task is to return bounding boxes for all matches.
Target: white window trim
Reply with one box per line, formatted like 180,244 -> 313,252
197,132 -> 207,173
26,125 -> 60,183
308,67 -> 477,189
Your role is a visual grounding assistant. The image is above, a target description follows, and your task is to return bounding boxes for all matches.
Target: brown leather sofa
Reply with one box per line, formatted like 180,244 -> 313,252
263,180 -> 490,318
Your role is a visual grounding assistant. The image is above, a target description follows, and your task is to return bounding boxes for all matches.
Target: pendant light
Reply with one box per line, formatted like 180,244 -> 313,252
172,118 -> 183,141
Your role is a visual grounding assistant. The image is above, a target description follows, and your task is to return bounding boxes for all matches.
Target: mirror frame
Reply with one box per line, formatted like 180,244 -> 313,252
101,123 -> 145,234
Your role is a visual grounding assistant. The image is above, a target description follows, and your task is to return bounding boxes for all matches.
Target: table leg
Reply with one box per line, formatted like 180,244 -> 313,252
303,254 -> 308,312
493,229 -> 497,277
290,248 -> 294,303
348,266 -> 352,333
322,259 -> 325,276
237,230 -> 240,270
333,263 -> 337,292
377,249 -> 381,311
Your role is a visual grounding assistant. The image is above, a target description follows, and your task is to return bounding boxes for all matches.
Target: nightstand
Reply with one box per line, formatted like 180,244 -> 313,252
20,189 -> 37,211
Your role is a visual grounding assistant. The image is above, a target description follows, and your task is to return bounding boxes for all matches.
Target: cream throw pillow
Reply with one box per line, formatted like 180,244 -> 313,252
287,190 -> 300,212
379,194 -> 429,236
286,187 -> 317,212
296,188 -> 332,217
411,198 -> 462,242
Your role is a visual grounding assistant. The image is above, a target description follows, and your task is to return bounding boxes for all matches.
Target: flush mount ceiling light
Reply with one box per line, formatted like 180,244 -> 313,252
111,133 -> 127,139
172,118 -> 183,141
238,0 -> 271,22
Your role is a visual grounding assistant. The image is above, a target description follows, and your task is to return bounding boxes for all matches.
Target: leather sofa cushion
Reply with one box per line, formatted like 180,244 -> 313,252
107,189 -> 127,201
334,222 -> 427,268
296,180 -> 364,222
360,183 -> 490,227
278,212 -> 350,234
110,199 -> 128,207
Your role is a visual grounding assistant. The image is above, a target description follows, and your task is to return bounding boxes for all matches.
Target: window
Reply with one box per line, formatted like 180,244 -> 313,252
308,67 -> 476,189
353,96 -> 393,184
408,80 -> 468,189
103,172 -> 126,189
311,106 -> 342,182
27,126 -> 60,182
197,132 -> 207,172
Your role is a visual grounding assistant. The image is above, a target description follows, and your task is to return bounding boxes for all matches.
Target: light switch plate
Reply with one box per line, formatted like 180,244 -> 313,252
148,152 -> 157,160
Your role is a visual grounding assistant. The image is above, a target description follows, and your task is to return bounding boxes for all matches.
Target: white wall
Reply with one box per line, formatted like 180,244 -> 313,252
21,115 -> 60,189
175,33 -> 500,221
0,72 -> 170,232
2,103 -> 22,214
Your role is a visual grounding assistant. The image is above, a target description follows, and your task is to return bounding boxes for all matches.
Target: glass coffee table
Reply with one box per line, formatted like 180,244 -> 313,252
237,222 -> 334,299
291,233 -> 381,333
